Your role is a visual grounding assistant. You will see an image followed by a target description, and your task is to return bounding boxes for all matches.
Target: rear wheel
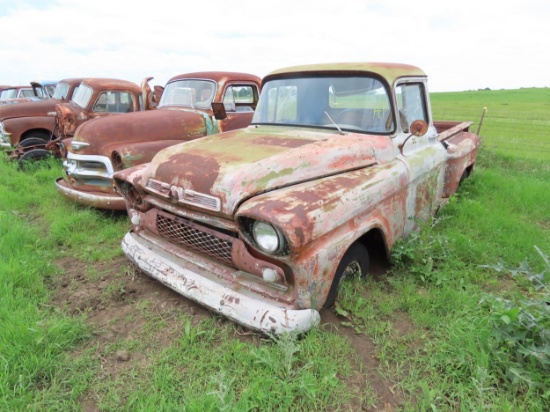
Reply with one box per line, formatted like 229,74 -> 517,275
324,242 -> 369,308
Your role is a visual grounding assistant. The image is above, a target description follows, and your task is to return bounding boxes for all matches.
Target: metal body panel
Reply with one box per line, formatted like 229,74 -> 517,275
122,231 -> 320,334
55,177 -> 127,210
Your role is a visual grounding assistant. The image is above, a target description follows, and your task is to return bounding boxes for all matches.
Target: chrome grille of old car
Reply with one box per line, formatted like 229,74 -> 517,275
156,211 -> 234,266
146,179 -> 221,211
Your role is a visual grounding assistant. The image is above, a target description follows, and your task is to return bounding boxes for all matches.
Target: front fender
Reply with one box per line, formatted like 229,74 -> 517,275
3,116 -> 55,145
105,140 -> 187,170
235,161 -> 408,256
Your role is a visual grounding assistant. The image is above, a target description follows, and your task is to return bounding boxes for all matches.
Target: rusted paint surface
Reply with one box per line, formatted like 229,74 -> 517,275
442,131 -> 480,197
59,72 -> 261,210
114,63 -> 480,334
146,127 -> 384,217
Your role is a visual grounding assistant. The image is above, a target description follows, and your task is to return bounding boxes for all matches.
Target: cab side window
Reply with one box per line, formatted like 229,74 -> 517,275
396,83 -> 428,133
93,91 -> 135,113
223,85 -> 258,112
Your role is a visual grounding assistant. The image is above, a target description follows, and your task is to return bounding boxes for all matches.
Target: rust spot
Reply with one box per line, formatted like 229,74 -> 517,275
155,152 -> 221,194
253,136 -> 313,148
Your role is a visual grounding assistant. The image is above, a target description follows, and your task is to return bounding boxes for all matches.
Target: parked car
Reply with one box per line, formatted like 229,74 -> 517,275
114,62 -> 481,334
55,72 -> 261,210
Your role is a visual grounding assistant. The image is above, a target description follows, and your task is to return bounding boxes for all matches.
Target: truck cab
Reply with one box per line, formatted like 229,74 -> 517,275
0,79 -> 82,148
55,71 -> 261,210
113,63 -> 480,334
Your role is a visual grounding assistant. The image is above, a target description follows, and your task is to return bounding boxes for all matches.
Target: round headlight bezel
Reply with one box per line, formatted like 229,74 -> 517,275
252,220 -> 285,255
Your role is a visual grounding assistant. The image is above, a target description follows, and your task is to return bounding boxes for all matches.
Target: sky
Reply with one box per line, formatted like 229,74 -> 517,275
0,0 -> 548,93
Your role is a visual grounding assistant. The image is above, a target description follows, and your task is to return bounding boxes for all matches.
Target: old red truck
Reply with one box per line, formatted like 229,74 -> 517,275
113,63 -> 480,334
55,71 -> 261,210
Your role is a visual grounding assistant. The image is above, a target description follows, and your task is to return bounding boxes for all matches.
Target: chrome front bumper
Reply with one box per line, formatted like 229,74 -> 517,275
121,231 -> 320,335
55,177 -> 127,210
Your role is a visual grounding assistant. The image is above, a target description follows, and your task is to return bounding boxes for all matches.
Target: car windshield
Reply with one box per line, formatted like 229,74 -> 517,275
252,75 -> 395,134
71,84 -> 93,109
158,79 -> 216,109
52,83 -> 71,99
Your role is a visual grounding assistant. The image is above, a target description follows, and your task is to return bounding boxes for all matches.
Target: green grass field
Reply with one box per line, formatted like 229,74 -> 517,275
431,87 -> 550,160
1,88 -> 549,411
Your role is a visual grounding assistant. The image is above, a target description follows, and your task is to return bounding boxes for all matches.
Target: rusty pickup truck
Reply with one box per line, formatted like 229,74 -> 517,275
6,78 -> 146,165
113,63 -> 480,334
55,71 -> 261,210
0,79 -> 82,149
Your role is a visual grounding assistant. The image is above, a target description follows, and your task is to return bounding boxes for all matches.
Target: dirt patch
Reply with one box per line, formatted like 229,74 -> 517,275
51,254 -> 406,411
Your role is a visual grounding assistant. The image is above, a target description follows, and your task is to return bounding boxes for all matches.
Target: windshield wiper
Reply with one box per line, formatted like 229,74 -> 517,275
324,111 -> 345,135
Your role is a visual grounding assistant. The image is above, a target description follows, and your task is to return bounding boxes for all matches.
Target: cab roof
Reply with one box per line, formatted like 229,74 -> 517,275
168,71 -> 261,85
80,78 -> 141,92
263,62 -> 426,86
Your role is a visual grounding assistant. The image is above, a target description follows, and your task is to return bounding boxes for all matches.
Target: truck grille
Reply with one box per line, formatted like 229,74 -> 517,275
156,212 -> 234,266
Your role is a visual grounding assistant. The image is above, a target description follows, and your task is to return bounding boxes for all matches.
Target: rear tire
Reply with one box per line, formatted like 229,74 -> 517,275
324,242 -> 369,308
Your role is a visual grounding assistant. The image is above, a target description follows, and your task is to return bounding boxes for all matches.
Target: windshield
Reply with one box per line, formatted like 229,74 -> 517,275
252,76 -> 395,134
158,79 -> 216,109
71,84 -> 93,109
45,84 -> 56,98
52,83 -> 70,99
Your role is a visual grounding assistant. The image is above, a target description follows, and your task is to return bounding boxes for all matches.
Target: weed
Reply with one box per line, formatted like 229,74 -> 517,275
481,247 -> 550,400
390,217 -> 451,285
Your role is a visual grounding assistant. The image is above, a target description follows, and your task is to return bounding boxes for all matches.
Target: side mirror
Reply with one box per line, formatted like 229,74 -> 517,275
409,119 -> 428,137
211,102 -> 227,120
399,119 -> 429,155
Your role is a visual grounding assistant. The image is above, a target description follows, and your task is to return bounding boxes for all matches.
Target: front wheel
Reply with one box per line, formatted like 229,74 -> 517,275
18,149 -> 53,170
323,242 -> 369,308
18,137 -> 48,149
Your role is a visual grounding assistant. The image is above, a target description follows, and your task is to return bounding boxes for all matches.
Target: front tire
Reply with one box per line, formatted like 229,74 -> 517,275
324,242 -> 369,308
18,149 -> 52,170
18,137 -> 48,149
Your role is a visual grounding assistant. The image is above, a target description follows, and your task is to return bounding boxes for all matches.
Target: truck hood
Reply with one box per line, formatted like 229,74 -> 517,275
0,98 -> 60,120
69,108 -> 210,156
143,126 -> 393,216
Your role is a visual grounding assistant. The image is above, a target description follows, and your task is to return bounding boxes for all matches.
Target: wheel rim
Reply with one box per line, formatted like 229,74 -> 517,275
343,260 -> 362,279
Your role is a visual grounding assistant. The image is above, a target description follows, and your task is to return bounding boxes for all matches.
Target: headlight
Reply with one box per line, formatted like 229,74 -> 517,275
252,221 -> 284,254
116,180 -> 144,206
